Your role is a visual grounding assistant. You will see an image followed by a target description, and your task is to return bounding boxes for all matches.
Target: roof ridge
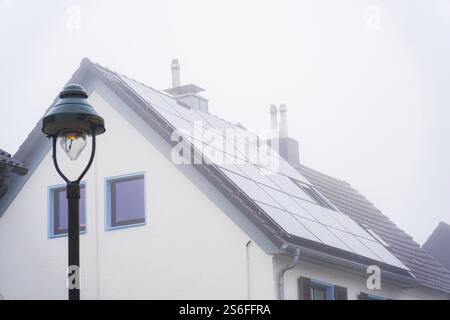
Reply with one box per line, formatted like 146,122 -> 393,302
91,60 -> 241,130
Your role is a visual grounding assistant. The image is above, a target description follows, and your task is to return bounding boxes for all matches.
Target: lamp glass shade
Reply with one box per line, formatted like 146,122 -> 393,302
60,132 -> 87,161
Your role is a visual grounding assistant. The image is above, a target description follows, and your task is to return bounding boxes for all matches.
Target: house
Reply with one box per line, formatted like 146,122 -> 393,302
0,58 -> 449,300
423,222 -> 450,271
0,149 -> 27,199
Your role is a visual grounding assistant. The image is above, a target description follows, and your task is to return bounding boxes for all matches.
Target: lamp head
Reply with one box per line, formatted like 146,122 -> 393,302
42,84 -> 105,160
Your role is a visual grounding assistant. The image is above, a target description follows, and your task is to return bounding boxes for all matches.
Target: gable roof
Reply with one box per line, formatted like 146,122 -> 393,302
423,222 -> 450,272
1,58 -> 449,294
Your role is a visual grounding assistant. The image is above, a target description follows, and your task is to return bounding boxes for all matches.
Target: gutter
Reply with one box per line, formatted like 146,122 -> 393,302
297,245 -> 416,288
277,246 -> 301,300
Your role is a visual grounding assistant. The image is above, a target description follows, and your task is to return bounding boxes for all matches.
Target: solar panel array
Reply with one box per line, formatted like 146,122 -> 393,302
119,75 -> 409,270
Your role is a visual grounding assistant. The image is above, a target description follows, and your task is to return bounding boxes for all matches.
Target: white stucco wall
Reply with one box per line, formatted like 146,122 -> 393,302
0,80 -> 447,300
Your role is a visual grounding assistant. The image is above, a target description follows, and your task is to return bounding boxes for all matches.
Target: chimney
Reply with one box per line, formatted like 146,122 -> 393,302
279,103 -> 288,138
270,104 -> 278,131
164,58 -> 209,113
171,59 -> 181,88
269,104 -> 300,168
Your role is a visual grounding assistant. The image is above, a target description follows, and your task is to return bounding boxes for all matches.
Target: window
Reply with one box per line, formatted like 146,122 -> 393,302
298,277 -> 348,300
49,184 -> 86,238
106,173 -> 146,229
293,180 -> 336,211
311,283 -> 329,300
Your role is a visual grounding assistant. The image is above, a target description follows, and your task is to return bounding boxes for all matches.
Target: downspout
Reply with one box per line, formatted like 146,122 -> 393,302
277,248 -> 301,300
245,240 -> 252,299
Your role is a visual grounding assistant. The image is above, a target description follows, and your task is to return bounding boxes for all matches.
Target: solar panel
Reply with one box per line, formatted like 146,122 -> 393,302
153,108 -> 195,134
231,164 -> 280,189
258,184 -> 314,219
220,169 -> 280,208
121,77 -> 176,113
329,212 -> 374,240
214,161 -> 245,177
276,158 -> 310,183
359,238 -> 408,269
256,202 -> 320,241
231,140 -> 249,161
182,126 -> 250,165
327,228 -> 381,261
267,173 -> 313,201
221,150 -> 246,166
298,201 -> 348,231
196,111 -> 235,131
294,216 -> 350,251
232,127 -> 260,149
158,91 -> 205,123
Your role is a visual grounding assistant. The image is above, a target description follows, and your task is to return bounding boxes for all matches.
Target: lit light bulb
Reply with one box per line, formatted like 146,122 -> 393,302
60,132 -> 87,161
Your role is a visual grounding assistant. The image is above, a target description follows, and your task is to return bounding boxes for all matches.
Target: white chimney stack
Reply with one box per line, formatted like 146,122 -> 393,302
279,103 -> 288,139
270,104 -> 278,131
164,59 -> 209,113
269,104 -> 279,152
171,58 -> 181,88
268,103 -> 300,167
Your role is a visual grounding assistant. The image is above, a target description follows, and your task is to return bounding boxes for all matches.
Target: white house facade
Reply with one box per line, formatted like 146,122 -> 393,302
0,58 -> 449,300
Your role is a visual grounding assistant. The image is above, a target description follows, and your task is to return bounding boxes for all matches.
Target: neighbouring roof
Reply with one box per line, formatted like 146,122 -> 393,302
0,149 -> 28,175
299,165 -> 450,294
1,58 -> 450,294
423,222 -> 450,272
0,148 -> 28,198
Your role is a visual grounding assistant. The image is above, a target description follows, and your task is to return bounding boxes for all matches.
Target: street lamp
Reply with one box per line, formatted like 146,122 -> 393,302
42,84 -> 105,300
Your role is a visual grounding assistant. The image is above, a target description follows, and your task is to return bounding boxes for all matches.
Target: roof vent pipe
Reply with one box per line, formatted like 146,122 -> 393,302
279,103 -> 288,139
171,58 -> 181,88
270,104 -> 278,131
269,104 -> 279,152
164,59 -> 209,113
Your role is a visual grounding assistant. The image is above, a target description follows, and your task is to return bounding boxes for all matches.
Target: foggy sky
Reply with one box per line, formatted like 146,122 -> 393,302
0,0 -> 449,244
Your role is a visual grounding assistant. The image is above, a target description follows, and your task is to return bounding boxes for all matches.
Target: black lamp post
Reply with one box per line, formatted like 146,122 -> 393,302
42,84 -> 105,300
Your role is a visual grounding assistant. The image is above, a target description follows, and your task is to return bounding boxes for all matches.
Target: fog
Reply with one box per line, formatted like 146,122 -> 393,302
0,0 -> 449,244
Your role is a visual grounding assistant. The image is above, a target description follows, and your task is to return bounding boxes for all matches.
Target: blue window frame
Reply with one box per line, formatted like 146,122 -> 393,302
48,183 -> 87,238
310,280 -> 335,300
105,173 -> 146,230
367,294 -> 386,300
